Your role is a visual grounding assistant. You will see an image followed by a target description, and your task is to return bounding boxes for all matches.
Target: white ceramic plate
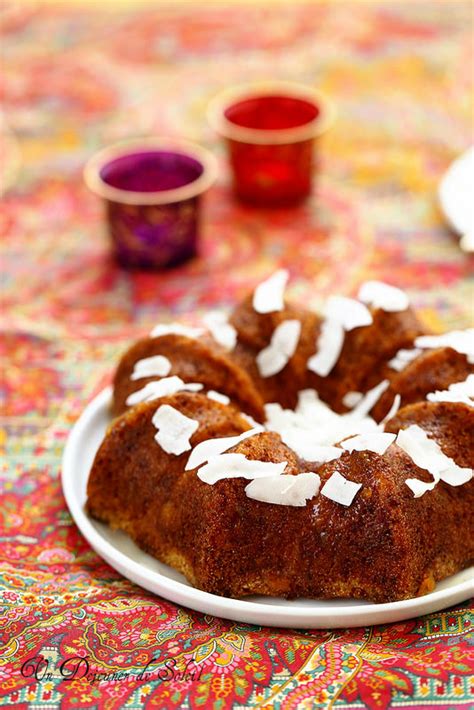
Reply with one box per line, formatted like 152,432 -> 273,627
438,146 -> 474,252
62,387 -> 473,629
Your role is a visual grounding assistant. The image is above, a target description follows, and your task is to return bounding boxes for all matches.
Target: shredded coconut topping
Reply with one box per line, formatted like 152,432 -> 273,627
324,296 -> 373,331
341,432 -> 396,455
241,413 -> 264,429
381,394 -> 402,424
388,348 -> 422,372
321,471 -> 362,506
405,478 -> 437,498
152,404 -> 199,455
415,330 -> 474,364
150,323 -> 205,339
292,442 -> 343,463
148,307 -> 473,506
266,417 -> 344,463
307,296 -> 373,378
126,377 -> 203,406
342,391 -> 364,408
245,472 -> 321,506
350,380 -> 390,418
203,311 -> 237,350
358,281 -> 410,312
427,374 -> 474,406
307,320 -> 345,377
256,319 -> 301,377
130,355 -> 172,381
396,424 -> 473,496
197,453 -> 287,485
264,389 -> 378,461
207,390 -> 231,405
253,269 -> 289,314
185,427 -> 262,471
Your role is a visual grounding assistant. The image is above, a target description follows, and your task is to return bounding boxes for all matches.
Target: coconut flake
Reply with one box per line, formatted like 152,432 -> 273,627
264,390 -> 378,455
397,426 -> 440,475
304,445 -> 344,463
307,295 -> 373,379
150,323 -> 205,339
397,424 -> 473,495
152,404 -> 199,455
427,374 -> 474,406
415,330 -> 474,363
126,377 -> 203,406
387,348 -> 422,372
381,394 -> 402,424
342,391 -> 363,408
296,388 -> 325,413
256,319 -> 301,377
130,355 -> 172,381
324,296 -> 373,331
405,478 -> 437,498
321,471 -> 362,506
197,453 -> 287,485
206,390 -> 231,405
349,380 -> 390,417
276,429 -> 343,462
185,427 -> 262,471
307,320 -> 345,377
358,281 -> 410,312
203,311 -> 237,350
241,413 -> 264,429
341,432 -> 396,455
253,269 -> 289,314
440,466 -> 474,486
264,413 -> 343,461
245,472 -> 321,506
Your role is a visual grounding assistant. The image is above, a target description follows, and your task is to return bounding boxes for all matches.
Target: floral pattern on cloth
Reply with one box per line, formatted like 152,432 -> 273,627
1,1 -> 473,708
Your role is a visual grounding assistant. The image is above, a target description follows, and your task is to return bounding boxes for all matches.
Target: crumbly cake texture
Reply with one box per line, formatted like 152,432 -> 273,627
87,279 -> 474,602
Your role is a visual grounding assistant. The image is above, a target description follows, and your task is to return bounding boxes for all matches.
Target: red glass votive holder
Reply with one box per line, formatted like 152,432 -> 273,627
208,82 -> 335,206
84,138 -> 217,269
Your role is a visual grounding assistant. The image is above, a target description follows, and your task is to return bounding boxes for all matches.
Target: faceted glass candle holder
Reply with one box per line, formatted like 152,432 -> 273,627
208,82 -> 335,206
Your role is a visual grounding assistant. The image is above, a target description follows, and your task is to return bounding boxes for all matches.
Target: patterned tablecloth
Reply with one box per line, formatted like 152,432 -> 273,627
1,2 -> 473,708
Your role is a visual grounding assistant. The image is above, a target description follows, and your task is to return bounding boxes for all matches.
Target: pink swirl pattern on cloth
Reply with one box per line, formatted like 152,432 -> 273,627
1,2 -> 473,708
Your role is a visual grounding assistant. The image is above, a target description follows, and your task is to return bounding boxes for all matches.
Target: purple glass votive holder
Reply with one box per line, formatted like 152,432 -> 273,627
84,138 -> 217,269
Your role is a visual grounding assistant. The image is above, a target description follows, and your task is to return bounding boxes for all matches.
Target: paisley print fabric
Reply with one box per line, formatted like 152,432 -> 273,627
1,2 -> 472,707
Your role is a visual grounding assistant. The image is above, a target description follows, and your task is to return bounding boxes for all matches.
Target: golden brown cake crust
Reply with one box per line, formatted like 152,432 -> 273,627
384,399 -> 474,463
229,295 -> 321,408
112,333 -> 265,420
87,291 -> 473,603
87,393 -> 252,582
229,296 -> 426,412
372,347 -> 474,420
87,393 -> 473,602
114,295 -> 428,420
306,306 -> 426,412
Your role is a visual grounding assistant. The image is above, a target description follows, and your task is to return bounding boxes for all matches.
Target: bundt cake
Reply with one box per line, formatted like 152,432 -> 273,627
86,273 -> 474,602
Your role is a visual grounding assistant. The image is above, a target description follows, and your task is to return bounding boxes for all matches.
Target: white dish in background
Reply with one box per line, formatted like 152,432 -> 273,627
439,146 -> 474,252
62,387 -> 474,629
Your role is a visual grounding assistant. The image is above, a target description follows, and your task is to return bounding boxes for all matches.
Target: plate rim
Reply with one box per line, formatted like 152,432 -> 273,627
62,386 -> 474,628
438,145 -> 473,235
